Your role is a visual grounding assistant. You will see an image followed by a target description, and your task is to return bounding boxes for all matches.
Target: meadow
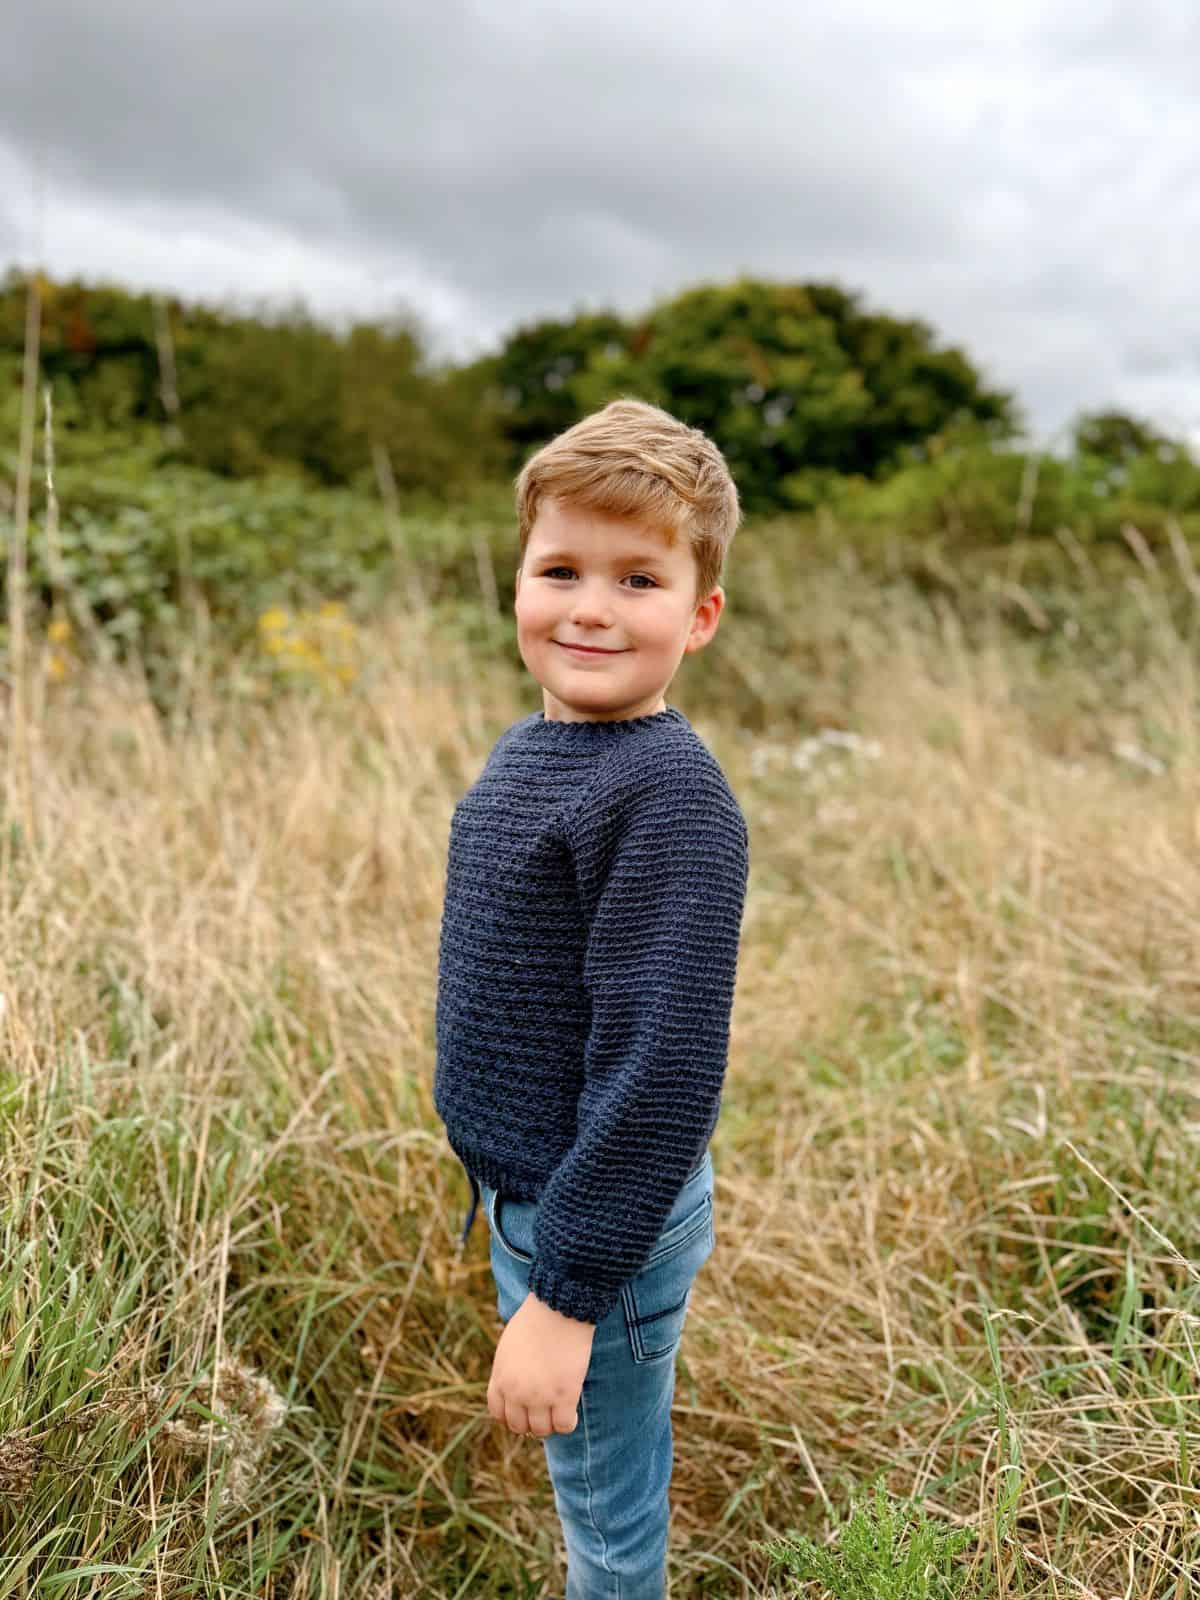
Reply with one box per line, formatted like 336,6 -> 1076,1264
0,501 -> 1198,1598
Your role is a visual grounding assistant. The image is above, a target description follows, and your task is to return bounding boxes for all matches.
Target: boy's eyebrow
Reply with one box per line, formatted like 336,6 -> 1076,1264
533,549 -> 671,571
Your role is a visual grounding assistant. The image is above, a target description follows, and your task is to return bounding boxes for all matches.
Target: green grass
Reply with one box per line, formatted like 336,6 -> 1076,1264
0,506 -> 1197,1594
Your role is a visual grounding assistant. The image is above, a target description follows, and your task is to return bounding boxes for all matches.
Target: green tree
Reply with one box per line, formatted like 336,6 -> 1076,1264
0,272 -> 506,498
340,320 -> 511,499
1072,408 -> 1170,463
570,278 -> 875,512
804,280 -> 1017,472
1066,409 -> 1200,534
0,269 -> 164,430
173,297 -> 345,480
465,309 -> 632,469
487,277 -> 1018,513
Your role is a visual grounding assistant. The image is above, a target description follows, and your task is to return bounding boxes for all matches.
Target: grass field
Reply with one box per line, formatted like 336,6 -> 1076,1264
0,535 -> 1197,1597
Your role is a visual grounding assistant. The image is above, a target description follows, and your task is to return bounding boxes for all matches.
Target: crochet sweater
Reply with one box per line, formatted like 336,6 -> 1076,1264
434,703 -> 749,1325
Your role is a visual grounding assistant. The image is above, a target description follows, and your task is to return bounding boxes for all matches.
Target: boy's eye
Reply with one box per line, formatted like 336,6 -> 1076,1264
542,566 -> 656,588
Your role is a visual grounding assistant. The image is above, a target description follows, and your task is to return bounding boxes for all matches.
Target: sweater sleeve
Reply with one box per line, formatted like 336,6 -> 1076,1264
524,750 -> 749,1325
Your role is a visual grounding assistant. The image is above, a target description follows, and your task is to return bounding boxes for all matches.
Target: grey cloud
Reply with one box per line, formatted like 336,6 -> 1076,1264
2,0 -> 1198,439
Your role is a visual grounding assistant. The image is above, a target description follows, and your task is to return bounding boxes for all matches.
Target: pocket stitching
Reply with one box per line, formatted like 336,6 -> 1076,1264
623,1193 -> 713,1363
628,1290 -> 690,1329
642,1191 -> 712,1269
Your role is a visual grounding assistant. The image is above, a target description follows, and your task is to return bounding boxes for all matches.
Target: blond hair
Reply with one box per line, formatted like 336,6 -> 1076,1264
514,398 -> 741,605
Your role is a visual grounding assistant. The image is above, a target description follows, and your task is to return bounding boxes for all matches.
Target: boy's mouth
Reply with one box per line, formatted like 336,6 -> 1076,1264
556,642 -> 624,655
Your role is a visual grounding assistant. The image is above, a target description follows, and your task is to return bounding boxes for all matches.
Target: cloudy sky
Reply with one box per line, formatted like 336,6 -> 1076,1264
3,0 -> 1197,445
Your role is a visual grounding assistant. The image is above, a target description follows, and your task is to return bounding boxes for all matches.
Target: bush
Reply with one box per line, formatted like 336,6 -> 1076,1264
754,1480 -> 979,1600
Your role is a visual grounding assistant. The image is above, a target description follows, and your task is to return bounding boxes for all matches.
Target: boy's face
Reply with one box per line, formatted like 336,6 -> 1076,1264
513,495 -> 725,724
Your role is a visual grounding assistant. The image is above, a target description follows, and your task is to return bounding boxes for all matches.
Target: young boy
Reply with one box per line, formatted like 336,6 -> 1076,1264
434,397 -> 749,1599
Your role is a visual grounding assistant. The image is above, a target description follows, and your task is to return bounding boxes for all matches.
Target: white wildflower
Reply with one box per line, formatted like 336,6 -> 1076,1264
148,1354 -> 289,1513
1113,741 -> 1166,776
751,728 -> 883,782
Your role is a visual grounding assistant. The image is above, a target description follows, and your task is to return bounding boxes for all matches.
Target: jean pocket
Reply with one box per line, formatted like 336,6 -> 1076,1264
620,1188 -> 715,1364
488,1188 -> 535,1266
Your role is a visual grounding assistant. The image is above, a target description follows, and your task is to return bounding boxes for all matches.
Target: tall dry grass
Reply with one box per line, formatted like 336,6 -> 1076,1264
0,544 -> 1197,1596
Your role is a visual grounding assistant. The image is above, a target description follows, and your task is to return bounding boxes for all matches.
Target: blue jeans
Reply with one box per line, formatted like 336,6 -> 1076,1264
477,1150 -> 715,1600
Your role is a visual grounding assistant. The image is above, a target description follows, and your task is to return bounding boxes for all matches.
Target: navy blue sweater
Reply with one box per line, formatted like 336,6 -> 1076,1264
434,703 -> 749,1325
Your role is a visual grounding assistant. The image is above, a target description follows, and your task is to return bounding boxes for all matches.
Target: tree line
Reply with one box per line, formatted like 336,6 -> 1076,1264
2,267 -> 1195,532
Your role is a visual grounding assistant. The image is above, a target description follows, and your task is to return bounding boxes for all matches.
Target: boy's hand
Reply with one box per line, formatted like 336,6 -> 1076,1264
487,1291 -> 595,1436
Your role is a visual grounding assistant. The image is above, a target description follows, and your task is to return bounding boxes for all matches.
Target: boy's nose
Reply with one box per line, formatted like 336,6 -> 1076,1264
567,597 -> 615,625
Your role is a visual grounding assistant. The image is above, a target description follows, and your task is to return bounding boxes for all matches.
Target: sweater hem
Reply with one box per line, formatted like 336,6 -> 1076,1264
444,1121 -> 710,1204
443,1125 -> 555,1203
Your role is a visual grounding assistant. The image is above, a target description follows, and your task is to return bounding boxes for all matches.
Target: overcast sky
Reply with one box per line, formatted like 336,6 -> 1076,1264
3,0 -> 1197,446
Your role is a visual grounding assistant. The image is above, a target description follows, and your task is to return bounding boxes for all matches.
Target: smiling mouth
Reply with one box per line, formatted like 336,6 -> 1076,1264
557,642 -> 624,655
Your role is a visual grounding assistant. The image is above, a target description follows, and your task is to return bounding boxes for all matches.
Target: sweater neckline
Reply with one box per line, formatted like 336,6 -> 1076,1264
520,705 -> 685,741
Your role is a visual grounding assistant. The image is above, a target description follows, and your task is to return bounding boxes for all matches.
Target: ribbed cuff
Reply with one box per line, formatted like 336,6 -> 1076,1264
526,1258 -> 615,1327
